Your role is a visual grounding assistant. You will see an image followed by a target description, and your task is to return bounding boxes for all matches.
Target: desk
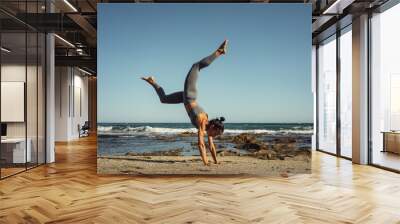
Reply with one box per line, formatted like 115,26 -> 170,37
1,138 -> 31,163
382,131 -> 400,154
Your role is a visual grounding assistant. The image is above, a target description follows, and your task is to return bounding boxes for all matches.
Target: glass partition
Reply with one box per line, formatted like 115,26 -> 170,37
27,31 -> 38,169
0,1 -> 46,179
371,3 -> 400,171
317,35 -> 337,154
339,26 -> 352,158
1,31 -> 28,177
38,32 -> 45,165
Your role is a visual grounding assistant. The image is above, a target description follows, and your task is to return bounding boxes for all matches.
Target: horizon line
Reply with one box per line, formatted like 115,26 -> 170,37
98,121 -> 314,124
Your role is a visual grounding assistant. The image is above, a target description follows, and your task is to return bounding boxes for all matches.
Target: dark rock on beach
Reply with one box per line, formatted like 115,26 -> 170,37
232,133 -> 268,152
227,133 -> 311,161
271,143 -> 296,151
214,135 -> 234,141
272,137 -> 297,144
232,133 -> 258,144
123,133 -> 311,162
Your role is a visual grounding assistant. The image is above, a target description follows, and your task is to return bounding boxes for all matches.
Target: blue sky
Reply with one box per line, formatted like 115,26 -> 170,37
98,4 -> 312,123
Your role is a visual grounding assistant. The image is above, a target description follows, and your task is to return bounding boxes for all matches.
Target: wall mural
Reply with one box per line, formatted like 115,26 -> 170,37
97,3 -> 312,176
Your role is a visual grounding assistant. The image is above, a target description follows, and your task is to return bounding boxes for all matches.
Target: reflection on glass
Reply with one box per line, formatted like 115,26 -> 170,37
27,31 -> 38,169
1,32 -> 27,177
38,33 -> 46,165
318,35 -> 337,154
340,28 -> 352,158
0,1 -> 47,179
371,3 -> 400,171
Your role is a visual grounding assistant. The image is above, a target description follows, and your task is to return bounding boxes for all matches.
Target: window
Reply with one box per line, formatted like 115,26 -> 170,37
317,35 -> 337,154
370,2 -> 400,171
0,2 -> 46,179
339,27 -> 352,158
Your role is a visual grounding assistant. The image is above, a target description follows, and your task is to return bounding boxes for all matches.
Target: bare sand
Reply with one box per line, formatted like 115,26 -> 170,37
97,155 -> 311,176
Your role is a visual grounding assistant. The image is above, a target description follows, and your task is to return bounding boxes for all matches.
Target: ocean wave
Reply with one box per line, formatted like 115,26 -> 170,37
224,129 -> 312,134
97,125 -> 313,135
97,126 -> 113,132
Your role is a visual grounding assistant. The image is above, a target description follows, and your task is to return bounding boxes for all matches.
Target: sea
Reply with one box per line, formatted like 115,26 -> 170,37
97,123 -> 313,156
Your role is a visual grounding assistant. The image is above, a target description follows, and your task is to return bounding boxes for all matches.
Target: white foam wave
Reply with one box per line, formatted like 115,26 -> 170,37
128,126 -> 198,134
224,129 -> 312,134
97,126 -> 113,132
97,125 -> 313,135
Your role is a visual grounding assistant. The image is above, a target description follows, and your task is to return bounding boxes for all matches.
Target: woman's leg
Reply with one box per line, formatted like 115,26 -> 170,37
183,52 -> 219,101
183,40 -> 228,101
152,83 -> 184,104
142,77 -> 183,104
198,52 -> 219,70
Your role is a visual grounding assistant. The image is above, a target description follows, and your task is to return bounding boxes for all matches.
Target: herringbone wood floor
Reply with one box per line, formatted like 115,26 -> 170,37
1,136 -> 400,224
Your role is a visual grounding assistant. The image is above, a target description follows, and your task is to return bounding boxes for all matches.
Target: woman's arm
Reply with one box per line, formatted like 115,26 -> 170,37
207,135 -> 218,164
197,117 -> 209,165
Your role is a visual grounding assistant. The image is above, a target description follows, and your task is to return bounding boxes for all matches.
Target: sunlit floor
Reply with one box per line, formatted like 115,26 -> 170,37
372,150 -> 400,171
0,167 -> 25,178
0,136 -> 400,223
0,162 -> 44,179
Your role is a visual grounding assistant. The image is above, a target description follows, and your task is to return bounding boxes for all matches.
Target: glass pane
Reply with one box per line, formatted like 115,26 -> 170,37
27,31 -> 38,169
318,35 -> 337,154
371,4 -> 400,171
38,33 -> 45,164
1,31 -> 27,177
340,28 -> 352,158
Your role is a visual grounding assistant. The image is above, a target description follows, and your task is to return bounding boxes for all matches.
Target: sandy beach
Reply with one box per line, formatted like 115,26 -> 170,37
97,155 -> 311,176
98,124 -> 312,176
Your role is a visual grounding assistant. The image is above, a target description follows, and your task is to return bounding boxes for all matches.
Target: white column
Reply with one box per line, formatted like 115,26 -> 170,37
352,14 -> 369,164
45,0 -> 55,163
55,67 -> 73,141
46,33 -> 55,163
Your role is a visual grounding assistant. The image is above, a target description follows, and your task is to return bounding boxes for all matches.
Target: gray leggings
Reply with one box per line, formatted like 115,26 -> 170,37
151,52 -> 217,104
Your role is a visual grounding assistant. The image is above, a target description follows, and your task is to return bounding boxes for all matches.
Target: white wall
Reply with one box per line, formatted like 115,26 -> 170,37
72,73 -> 89,138
1,63 -> 46,164
55,67 -> 89,141
55,66 -> 69,141
1,65 -> 40,137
